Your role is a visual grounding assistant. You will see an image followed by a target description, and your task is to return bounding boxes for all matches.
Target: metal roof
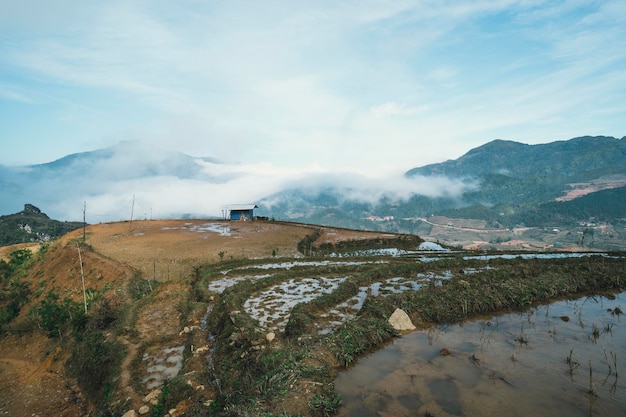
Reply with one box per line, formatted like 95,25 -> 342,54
227,204 -> 258,211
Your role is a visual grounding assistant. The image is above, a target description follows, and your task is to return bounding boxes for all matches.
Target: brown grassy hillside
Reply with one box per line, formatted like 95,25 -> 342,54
0,219 -> 410,417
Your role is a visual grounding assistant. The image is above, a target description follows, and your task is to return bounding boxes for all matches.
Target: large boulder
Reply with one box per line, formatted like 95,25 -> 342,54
388,308 -> 416,331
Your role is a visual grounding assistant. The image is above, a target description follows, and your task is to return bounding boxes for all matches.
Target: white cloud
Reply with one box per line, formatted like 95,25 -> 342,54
0,0 -> 624,174
371,102 -> 429,118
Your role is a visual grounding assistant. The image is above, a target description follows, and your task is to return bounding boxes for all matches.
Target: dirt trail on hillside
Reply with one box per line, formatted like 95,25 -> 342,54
0,334 -> 88,417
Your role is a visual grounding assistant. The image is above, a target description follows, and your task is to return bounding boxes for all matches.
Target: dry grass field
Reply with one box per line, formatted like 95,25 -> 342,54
62,219 -> 405,282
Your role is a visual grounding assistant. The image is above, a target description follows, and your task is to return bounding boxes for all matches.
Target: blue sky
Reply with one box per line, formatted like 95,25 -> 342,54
1,0 -> 625,174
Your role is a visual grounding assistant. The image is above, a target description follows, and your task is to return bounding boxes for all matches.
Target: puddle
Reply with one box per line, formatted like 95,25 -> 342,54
190,222 -> 231,236
415,251 -> 617,263
244,277 -> 346,331
208,274 -> 271,293
141,345 -> 185,390
230,260 -> 385,271
463,252 -> 612,261
162,222 -> 231,236
336,292 -> 626,417
330,248 -> 414,257
317,269 -> 495,335
327,242 -> 449,257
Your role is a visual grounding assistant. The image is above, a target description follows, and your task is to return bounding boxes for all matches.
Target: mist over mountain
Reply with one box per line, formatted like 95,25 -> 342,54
29,140 -> 221,181
260,136 -> 626,231
0,140 -> 475,223
1,136 -> 625,235
0,141 -> 249,221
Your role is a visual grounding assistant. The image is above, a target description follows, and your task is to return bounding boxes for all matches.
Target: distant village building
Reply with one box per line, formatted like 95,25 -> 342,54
224,204 -> 258,221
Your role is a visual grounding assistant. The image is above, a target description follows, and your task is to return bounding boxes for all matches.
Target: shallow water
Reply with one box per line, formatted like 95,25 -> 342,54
244,276 -> 346,330
141,344 -> 185,390
336,292 -> 626,417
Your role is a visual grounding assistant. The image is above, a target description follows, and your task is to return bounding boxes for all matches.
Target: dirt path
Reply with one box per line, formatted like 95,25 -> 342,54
0,335 -> 88,417
117,337 -> 143,408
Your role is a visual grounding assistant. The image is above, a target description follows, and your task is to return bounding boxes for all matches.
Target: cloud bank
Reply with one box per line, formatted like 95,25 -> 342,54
0,143 -> 476,222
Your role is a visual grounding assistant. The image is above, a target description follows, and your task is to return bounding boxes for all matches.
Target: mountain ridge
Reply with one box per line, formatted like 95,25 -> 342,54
405,136 -> 626,179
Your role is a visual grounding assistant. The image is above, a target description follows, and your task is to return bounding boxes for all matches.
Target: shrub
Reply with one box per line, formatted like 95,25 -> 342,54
36,291 -> 84,338
67,329 -> 126,407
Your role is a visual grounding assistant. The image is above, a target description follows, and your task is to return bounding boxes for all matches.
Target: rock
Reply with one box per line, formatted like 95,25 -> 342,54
143,389 -> 162,405
388,308 -> 416,331
169,408 -> 178,416
229,311 -> 240,324
266,332 -> 276,343
138,405 -> 150,415
121,410 -> 138,417
194,345 -> 210,355
440,348 -> 450,356
179,325 -> 200,335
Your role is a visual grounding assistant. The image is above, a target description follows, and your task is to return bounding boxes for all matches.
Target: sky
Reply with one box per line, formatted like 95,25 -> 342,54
1,1 -> 625,180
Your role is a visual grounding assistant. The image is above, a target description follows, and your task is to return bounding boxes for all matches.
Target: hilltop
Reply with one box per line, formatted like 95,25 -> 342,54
0,204 -> 85,246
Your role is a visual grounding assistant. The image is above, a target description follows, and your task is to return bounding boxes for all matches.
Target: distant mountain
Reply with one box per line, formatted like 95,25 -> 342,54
0,204 -> 84,246
260,136 -> 626,230
402,136 -> 626,225
0,141 -> 235,220
406,136 -> 626,179
22,140 -> 221,181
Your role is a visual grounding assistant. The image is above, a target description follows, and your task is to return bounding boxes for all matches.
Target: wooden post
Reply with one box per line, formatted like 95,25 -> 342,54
76,243 -> 87,312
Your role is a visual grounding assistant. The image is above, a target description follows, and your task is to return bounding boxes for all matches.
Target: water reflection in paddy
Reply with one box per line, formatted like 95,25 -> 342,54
336,292 -> 625,417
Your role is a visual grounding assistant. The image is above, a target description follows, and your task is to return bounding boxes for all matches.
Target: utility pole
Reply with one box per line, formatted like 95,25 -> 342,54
83,201 -> 86,243
76,242 -> 87,312
129,194 -> 135,232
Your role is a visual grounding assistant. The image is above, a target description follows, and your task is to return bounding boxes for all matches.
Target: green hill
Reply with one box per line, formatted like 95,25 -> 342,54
0,204 -> 85,246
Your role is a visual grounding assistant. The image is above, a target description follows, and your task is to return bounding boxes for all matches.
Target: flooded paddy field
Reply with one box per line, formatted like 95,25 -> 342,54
336,292 -> 626,417
198,250 -> 626,416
